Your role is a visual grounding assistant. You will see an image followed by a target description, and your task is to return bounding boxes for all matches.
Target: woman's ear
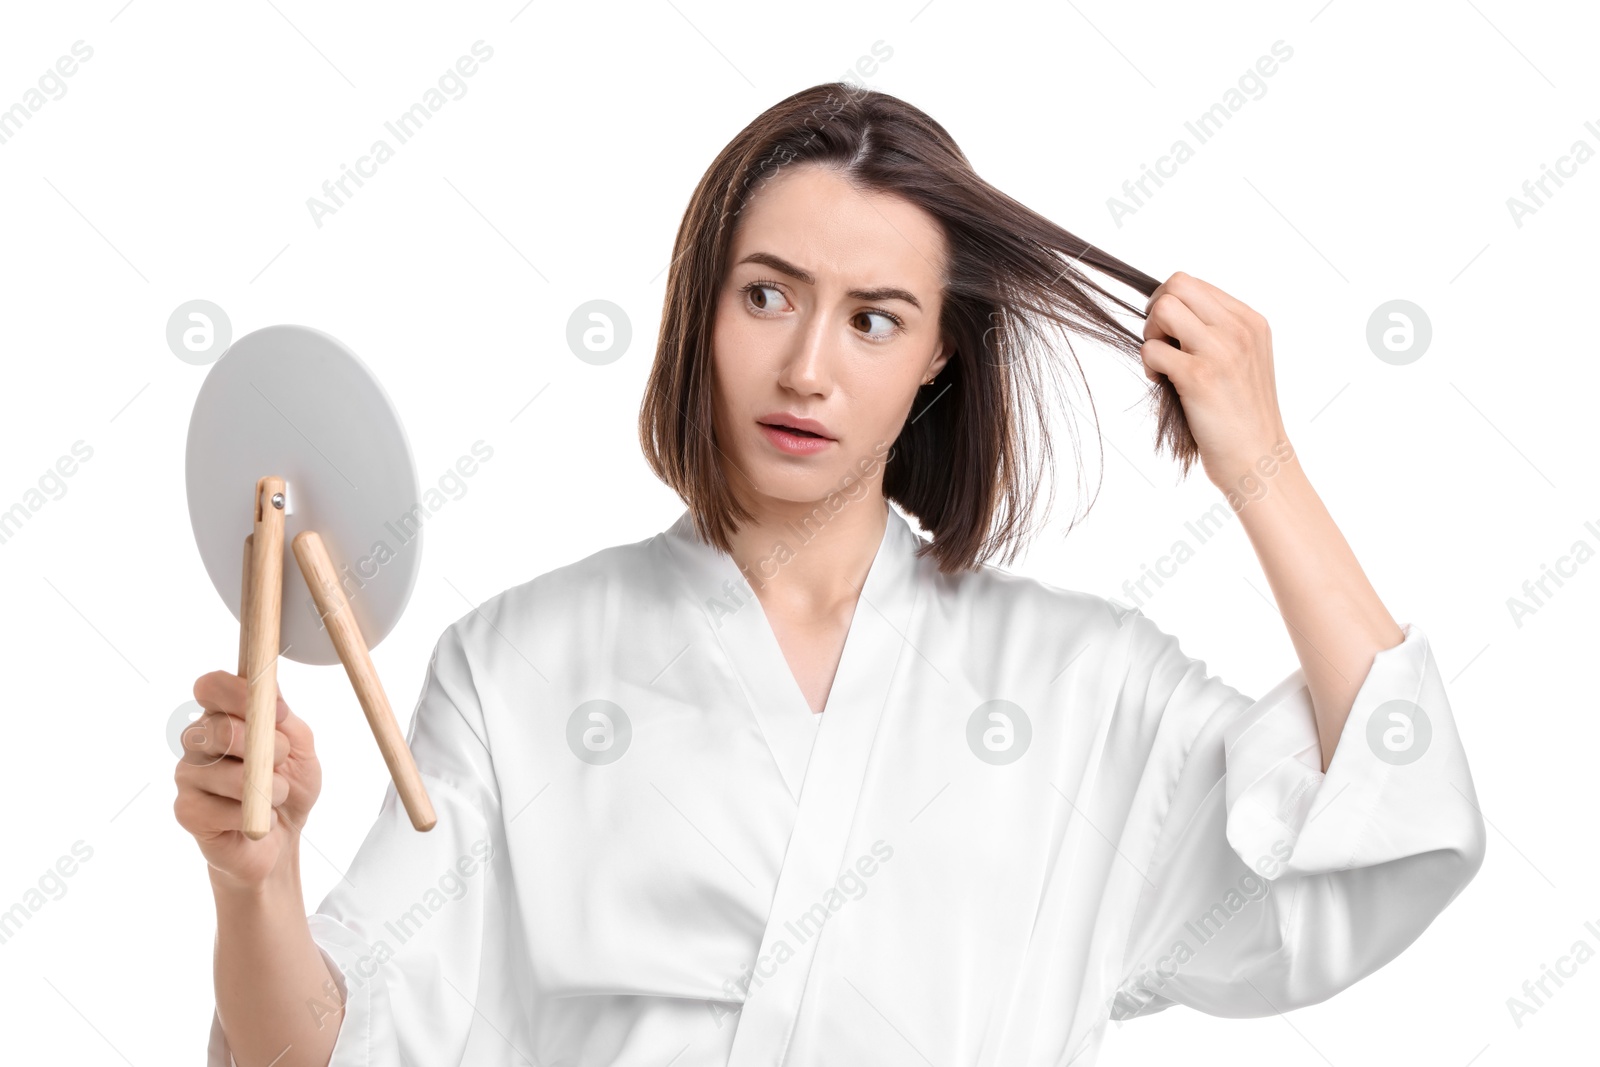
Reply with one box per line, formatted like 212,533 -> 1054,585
923,339 -> 953,384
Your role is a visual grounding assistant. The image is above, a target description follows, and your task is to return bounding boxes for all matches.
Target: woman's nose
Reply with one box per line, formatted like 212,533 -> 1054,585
776,316 -> 835,394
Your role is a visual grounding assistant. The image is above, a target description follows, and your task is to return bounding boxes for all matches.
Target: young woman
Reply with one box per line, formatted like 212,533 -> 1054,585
185,83 -> 1485,1066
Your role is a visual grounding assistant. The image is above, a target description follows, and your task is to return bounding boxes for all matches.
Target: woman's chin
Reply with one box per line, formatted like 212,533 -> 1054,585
738,461 -> 865,508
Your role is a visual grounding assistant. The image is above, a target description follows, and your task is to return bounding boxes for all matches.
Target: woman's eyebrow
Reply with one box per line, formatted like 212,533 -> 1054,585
737,251 -> 923,311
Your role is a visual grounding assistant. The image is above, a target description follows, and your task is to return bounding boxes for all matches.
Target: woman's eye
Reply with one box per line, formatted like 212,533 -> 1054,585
746,284 -> 786,312
740,282 -> 900,340
855,310 -> 900,340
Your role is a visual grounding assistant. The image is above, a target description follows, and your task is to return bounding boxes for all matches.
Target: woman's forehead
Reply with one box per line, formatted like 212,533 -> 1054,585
731,166 -> 947,292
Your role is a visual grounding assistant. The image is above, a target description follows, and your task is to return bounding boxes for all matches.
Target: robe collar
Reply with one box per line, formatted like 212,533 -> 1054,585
659,502 -> 926,801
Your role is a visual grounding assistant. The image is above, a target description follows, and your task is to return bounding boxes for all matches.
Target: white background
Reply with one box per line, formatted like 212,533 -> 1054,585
1,0 -> 1595,1063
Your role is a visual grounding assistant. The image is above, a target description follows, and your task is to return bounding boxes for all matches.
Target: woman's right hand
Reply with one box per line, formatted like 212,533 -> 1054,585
174,671 -> 324,891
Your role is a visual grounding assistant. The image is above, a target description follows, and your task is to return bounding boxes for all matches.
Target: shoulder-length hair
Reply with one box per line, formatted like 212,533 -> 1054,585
638,81 -> 1193,573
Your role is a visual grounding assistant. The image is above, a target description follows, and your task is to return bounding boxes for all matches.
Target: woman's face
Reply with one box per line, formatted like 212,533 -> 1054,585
711,163 -> 950,512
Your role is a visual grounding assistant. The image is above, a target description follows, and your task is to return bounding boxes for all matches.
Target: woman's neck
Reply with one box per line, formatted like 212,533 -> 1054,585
723,492 -> 889,615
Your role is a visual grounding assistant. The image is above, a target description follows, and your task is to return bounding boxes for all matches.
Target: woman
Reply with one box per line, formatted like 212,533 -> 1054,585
187,83 -> 1485,1066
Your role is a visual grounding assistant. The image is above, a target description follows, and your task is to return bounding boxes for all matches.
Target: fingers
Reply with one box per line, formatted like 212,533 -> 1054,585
173,788 -> 282,838
1144,291 -> 1207,350
1182,272 -> 1258,320
194,671 -> 290,722
1146,271 -> 1267,343
1140,336 -> 1183,384
175,758 -> 290,816
180,710 -> 291,768
273,702 -> 317,759
193,670 -> 243,713
1144,271 -> 1236,328
1142,290 -> 1202,388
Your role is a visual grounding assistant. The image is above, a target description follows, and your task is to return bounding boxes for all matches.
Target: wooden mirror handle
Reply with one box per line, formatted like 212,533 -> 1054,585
240,477 -> 285,841
293,530 -> 437,832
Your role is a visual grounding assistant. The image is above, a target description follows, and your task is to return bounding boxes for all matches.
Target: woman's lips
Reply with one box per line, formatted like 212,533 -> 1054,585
758,422 -> 835,455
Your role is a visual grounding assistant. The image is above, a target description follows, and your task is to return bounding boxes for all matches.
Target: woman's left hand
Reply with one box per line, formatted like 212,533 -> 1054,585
1139,271 -> 1290,491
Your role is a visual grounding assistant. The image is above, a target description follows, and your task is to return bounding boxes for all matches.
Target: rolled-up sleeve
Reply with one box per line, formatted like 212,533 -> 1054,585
208,621 -> 513,1065
1108,611 -> 1487,1021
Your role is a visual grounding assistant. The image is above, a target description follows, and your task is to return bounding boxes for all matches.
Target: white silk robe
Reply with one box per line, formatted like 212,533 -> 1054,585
209,505 -> 1486,1066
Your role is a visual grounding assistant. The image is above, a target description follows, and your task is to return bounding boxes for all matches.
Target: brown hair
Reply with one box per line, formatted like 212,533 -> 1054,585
638,81 -> 1192,573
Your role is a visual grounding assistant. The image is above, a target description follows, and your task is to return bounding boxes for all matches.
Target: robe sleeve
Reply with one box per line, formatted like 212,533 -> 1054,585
207,620 -> 509,1065
1106,609 -> 1486,1021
